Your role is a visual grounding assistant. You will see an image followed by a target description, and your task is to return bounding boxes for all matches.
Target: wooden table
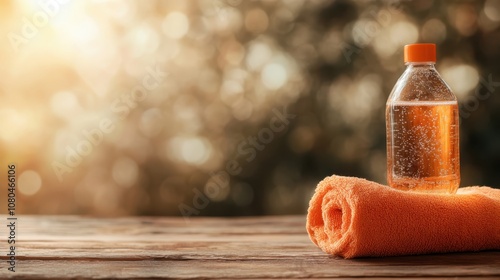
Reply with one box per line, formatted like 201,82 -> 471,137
0,215 -> 498,279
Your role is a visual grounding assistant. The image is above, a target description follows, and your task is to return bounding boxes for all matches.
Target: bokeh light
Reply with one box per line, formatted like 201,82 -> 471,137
1,0 -> 499,216
18,170 -> 42,196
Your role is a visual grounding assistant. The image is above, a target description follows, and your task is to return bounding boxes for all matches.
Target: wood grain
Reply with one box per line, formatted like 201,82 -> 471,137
0,215 -> 498,279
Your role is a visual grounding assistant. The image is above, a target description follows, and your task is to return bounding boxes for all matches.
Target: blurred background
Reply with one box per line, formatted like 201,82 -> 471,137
0,0 -> 499,216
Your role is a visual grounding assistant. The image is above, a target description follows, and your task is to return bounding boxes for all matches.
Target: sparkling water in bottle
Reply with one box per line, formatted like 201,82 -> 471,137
386,43 -> 460,194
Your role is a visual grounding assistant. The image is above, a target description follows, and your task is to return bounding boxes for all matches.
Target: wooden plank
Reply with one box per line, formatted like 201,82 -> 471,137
0,215 -> 497,279
0,256 -> 498,279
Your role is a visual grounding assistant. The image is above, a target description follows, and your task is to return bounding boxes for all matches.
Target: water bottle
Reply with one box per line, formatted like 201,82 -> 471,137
386,43 -> 460,194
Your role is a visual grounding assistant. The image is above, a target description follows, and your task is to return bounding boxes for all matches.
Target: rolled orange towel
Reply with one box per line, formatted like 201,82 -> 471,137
306,175 -> 500,258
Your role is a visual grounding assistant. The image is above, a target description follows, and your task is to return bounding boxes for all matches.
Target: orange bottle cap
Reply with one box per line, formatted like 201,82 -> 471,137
404,43 -> 436,63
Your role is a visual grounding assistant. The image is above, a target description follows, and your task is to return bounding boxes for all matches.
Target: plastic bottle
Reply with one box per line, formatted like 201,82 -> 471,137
386,43 -> 459,194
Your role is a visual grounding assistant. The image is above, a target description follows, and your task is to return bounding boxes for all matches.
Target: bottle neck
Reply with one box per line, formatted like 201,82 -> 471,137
405,62 -> 436,68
